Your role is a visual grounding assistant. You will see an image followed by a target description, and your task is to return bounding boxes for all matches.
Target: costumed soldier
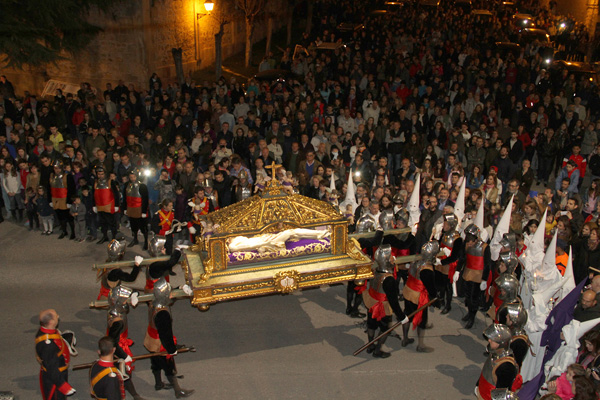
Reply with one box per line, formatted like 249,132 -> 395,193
144,249 -> 181,293
97,239 -> 140,299
434,214 -> 463,315
462,224 -> 492,329
504,302 -> 529,373
362,244 -> 410,358
494,274 -> 520,325
151,199 -> 174,256
123,169 -> 149,249
144,260 -> 194,397
203,178 -> 219,210
187,186 -> 214,243
94,167 -> 121,244
382,209 -> 415,291
488,236 -> 519,320
49,160 -> 76,239
234,170 -> 252,203
89,336 -> 125,400
106,265 -> 146,400
35,309 -> 77,399
403,241 -> 439,352
347,207 -> 383,319
476,323 -> 519,400
490,389 -> 519,400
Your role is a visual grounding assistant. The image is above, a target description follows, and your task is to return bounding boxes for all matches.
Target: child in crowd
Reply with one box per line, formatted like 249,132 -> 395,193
24,187 -> 39,231
36,186 -> 54,235
70,195 -> 87,242
80,185 -> 97,241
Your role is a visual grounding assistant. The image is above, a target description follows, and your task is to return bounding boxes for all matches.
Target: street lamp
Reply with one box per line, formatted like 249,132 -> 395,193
198,0 -> 214,18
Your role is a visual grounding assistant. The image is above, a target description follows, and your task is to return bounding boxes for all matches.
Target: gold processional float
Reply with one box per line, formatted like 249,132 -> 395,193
90,164 -> 421,310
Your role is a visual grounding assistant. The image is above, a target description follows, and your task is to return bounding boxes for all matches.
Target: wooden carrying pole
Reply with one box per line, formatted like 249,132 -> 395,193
353,297 -> 438,356
73,346 -> 196,371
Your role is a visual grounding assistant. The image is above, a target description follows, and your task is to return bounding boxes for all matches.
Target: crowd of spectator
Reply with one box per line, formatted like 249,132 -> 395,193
1,0 -> 600,394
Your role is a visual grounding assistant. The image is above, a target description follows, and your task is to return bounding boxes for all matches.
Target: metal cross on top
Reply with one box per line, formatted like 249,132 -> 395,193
265,161 -> 282,180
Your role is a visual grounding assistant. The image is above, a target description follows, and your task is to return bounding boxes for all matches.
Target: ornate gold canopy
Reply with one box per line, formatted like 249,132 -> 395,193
207,179 -> 345,236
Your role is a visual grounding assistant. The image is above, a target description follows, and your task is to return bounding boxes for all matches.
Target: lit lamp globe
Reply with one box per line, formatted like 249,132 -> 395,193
204,1 -> 214,12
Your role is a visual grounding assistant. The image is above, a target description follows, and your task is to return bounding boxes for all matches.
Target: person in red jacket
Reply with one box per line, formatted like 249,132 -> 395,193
563,144 -> 586,188
35,309 -> 76,399
93,167 -> 121,244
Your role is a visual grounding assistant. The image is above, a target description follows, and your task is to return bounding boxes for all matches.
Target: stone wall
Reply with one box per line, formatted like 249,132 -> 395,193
1,0 -> 289,97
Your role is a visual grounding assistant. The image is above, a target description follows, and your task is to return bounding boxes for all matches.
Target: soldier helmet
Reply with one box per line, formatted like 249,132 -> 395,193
107,235 -> 127,261
392,192 -> 405,206
443,213 -> 458,231
499,250 -> 519,275
374,244 -> 394,273
203,178 -> 213,188
108,285 -> 133,317
464,224 -> 481,240
356,213 -> 376,233
148,232 -> 166,257
483,323 -> 512,349
52,159 -> 64,169
129,168 -> 141,177
238,170 -> 248,180
499,232 -> 516,252
420,240 -> 440,262
152,277 -> 172,309
95,166 -> 106,175
395,208 -> 409,227
495,273 -> 520,302
504,302 -> 528,330
379,209 -> 395,231
490,389 -> 519,400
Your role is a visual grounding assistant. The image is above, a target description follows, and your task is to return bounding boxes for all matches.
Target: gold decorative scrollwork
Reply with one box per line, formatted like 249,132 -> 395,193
347,238 -> 368,261
274,270 -> 301,293
212,281 -> 272,294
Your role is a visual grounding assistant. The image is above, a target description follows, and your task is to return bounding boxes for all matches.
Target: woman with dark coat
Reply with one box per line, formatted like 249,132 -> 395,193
573,227 -> 600,284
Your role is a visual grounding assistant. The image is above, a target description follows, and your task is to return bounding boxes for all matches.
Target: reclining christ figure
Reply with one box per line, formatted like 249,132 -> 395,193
227,228 -> 330,254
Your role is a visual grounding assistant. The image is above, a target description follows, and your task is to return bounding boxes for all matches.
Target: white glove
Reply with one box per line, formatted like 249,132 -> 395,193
480,281 -> 487,291
130,292 -> 139,307
453,271 -> 460,283
189,226 -> 196,234
49,202 -> 53,208
134,256 -> 143,266
93,206 -> 98,213
182,284 -> 193,296
434,258 -> 442,266
66,388 -> 76,396
123,209 -> 128,216
176,244 -> 189,251
169,350 -> 178,356
442,247 -> 451,257
115,207 -> 120,212
400,316 -> 409,325
142,213 -> 147,218
124,355 -> 133,363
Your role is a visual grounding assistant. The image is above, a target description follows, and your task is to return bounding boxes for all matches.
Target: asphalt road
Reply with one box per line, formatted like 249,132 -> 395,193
0,220 -> 488,400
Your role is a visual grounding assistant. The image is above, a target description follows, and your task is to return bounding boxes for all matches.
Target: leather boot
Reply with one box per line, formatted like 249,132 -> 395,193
152,370 -> 171,391
441,283 -> 452,314
366,329 -> 376,354
372,332 -> 390,358
97,236 -> 109,244
167,375 -> 195,398
464,313 -> 476,330
143,233 -> 149,250
401,322 -> 414,347
124,379 -> 147,400
128,238 -> 139,247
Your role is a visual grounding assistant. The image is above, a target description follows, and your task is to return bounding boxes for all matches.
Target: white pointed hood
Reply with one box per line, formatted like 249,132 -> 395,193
408,173 -> 421,235
475,196 -> 488,242
339,169 -> 358,214
490,194 -> 513,261
454,177 -> 466,226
